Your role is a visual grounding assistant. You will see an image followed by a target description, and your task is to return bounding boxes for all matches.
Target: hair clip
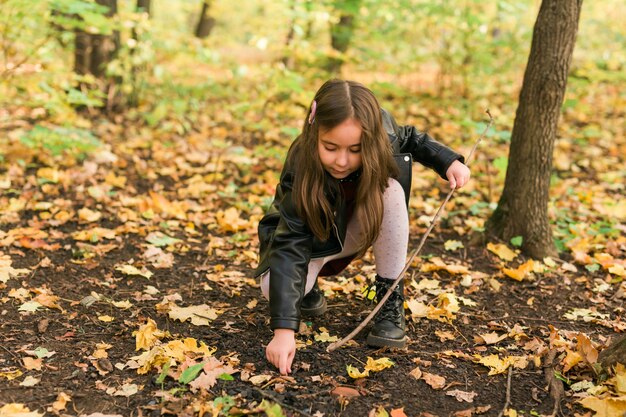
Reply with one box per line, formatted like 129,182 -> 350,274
308,100 -> 317,125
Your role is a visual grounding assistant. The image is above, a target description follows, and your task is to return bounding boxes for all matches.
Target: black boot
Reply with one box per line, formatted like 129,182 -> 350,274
301,282 -> 327,317
366,275 -> 406,348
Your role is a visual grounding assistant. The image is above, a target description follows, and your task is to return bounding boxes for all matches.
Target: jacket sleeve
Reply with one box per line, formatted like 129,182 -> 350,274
267,168 -> 313,331
397,125 -> 465,180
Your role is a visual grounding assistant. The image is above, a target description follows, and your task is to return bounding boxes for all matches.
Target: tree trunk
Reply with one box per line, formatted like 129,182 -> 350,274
326,0 -> 361,73
90,0 -> 119,78
195,1 -> 216,39
137,0 -> 151,15
74,31 -> 91,75
598,334 -> 626,374
485,0 -> 583,259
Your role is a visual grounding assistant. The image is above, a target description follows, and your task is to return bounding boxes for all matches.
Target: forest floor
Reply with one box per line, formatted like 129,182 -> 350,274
1,98 -> 625,417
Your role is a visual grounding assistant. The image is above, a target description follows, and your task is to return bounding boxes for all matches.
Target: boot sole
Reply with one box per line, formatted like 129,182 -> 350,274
366,333 -> 407,348
301,298 -> 327,317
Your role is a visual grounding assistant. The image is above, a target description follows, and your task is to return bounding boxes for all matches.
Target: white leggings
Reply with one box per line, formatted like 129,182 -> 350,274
260,178 -> 409,299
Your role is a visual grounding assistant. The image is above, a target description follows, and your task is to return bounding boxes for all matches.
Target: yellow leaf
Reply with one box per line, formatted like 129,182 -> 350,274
115,264 -> 153,279
216,207 -> 250,233
365,357 -> 394,372
579,395 -> 626,417
347,364 -> 369,379
134,318 -> 168,351
49,392 -> 71,412
609,364 -> 626,395
406,298 -> 428,319
37,168 -> 60,183
503,260 -> 535,281
475,332 -> 508,345
314,329 -> 339,343
98,315 -> 114,322
0,370 -> 23,380
487,243 -> 518,262
112,300 -> 133,309
78,208 -> 102,223
72,227 -> 116,242
427,293 -> 460,322
475,354 -> 528,376
444,240 -> 464,251
168,304 -> 220,326
421,257 -> 469,275
0,403 -> 43,417
562,349 -> 582,373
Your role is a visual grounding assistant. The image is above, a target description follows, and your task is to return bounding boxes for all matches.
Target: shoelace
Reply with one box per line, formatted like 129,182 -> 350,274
376,292 -> 403,325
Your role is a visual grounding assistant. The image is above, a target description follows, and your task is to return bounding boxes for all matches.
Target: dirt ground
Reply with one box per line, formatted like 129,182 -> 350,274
1,119 -> 623,417
1,222 -> 619,417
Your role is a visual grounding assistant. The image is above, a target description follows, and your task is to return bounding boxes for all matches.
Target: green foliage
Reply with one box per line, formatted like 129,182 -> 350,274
178,362 -> 205,384
20,125 -> 101,160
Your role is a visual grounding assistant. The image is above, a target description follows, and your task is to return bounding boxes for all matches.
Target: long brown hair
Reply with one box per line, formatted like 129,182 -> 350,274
290,79 -> 399,257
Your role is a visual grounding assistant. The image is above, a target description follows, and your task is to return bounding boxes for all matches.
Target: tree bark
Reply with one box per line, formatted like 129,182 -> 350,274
485,0 -> 583,259
137,0 -> 151,15
74,31 -> 90,75
90,0 -> 119,78
195,1 -> 216,39
598,334 -> 626,374
326,0 -> 361,73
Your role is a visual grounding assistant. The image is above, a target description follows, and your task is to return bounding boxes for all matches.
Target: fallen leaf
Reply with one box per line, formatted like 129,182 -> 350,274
409,366 -> 423,380
475,332 -> 507,345
49,392 -> 71,412
331,386 -> 360,398
0,403 -> 43,417
422,372 -> 446,389
248,374 -> 273,385
503,260 -> 535,281
446,389 -> 478,403
168,304 -> 220,326
134,318 -> 168,351
23,357 -> 43,370
579,395 -> 626,417
487,243 -> 518,262
347,364 -> 369,379
115,264 -> 153,279
19,376 -> 40,387
390,408 -> 408,417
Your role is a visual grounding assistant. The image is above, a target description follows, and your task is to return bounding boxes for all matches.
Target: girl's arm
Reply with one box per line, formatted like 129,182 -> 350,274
396,125 -> 465,180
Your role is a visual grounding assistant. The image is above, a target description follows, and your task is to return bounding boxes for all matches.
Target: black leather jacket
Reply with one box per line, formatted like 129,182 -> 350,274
255,110 -> 464,331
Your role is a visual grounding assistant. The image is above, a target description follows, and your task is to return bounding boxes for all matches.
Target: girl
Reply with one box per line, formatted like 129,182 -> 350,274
256,79 -> 470,375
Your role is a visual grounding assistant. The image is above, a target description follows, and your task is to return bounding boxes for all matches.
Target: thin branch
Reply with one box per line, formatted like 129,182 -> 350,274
253,387 -> 313,417
327,110 -> 493,352
497,366 -> 513,417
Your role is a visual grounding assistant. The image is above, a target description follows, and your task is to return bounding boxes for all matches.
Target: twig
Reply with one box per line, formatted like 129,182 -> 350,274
327,110 -> 493,352
544,349 -> 564,417
497,366 -> 513,417
253,387 -> 313,417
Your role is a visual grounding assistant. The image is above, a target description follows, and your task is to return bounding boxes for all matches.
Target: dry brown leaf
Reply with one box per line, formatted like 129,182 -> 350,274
422,372 -> 446,389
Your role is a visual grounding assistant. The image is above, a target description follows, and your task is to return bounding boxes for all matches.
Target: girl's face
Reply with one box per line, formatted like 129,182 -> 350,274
317,118 -> 363,179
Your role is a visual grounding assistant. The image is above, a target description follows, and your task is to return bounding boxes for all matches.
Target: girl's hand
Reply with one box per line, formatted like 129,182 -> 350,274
266,328 -> 296,375
446,160 -> 471,190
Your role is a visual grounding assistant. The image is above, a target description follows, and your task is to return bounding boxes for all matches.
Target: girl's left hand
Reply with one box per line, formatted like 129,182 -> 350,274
446,160 -> 471,189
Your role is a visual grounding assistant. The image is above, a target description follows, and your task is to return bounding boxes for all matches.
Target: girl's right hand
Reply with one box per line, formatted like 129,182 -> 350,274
266,328 -> 296,375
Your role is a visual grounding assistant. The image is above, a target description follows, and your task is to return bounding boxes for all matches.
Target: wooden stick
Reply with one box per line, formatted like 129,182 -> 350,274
327,110 -> 493,352
497,366 -> 513,417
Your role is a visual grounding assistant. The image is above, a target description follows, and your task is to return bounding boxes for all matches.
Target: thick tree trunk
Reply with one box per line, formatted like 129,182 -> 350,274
485,0 -> 583,259
137,0 -> 151,15
598,335 -> 626,374
195,1 -> 216,39
90,0 -> 119,78
326,0 -> 361,73
74,31 -> 91,75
